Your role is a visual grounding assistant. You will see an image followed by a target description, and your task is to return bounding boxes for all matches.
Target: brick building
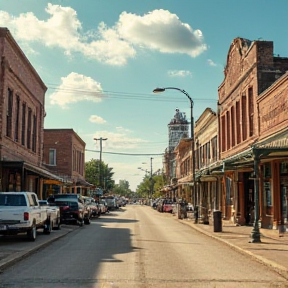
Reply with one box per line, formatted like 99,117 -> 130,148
0,27 -> 62,196
194,108 -> 219,224
218,37 -> 288,230
43,129 -> 92,198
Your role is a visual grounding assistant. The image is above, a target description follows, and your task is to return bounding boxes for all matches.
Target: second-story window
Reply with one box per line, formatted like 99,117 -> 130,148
32,115 -> 37,152
6,88 -> 13,138
21,103 -> 26,146
15,96 -> 20,142
27,108 -> 32,149
49,149 -> 56,166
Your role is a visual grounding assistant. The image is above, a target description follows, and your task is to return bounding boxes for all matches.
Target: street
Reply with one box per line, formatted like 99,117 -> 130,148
0,205 -> 287,288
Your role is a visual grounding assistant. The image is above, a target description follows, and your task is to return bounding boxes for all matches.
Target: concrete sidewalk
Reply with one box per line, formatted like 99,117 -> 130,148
180,217 -> 288,279
0,225 -> 76,271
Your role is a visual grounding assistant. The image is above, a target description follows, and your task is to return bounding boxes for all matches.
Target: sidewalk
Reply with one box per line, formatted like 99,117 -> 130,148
180,216 -> 288,279
0,225 -> 76,271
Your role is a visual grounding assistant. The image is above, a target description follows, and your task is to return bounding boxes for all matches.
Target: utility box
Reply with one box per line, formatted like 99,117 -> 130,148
213,210 -> 222,232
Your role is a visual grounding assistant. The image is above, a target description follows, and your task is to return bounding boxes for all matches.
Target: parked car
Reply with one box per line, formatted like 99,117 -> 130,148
82,196 -> 100,218
99,199 -> 108,214
39,200 -> 61,230
162,200 -> 174,213
53,198 -> 90,226
48,194 -> 91,225
101,196 -> 117,211
0,192 -> 51,241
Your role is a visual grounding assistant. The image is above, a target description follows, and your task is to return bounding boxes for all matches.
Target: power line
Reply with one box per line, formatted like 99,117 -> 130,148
46,84 -> 218,103
85,149 -> 164,156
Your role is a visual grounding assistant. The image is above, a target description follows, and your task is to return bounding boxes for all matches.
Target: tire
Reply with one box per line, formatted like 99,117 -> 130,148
27,224 -> 37,241
79,219 -> 84,227
84,217 -> 90,225
44,220 -> 52,234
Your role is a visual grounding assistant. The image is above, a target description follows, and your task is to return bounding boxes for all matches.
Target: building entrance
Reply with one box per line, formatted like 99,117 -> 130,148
244,172 -> 254,225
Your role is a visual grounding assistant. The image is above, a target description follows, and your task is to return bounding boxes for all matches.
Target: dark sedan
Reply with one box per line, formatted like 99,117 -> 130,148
53,198 -> 90,226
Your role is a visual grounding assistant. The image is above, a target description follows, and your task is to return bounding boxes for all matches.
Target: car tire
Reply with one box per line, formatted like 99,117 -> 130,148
27,224 -> 37,241
44,220 -> 52,234
79,220 -> 84,227
84,217 -> 90,225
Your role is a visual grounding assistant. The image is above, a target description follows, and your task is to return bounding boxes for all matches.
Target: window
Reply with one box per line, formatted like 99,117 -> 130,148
27,108 -> 32,149
32,114 -> 37,152
49,149 -> 56,165
15,96 -> 20,142
6,88 -> 13,138
248,87 -> 254,137
21,103 -> 26,146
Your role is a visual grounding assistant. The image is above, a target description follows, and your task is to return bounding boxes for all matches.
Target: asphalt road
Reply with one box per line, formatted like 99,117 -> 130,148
0,205 -> 287,288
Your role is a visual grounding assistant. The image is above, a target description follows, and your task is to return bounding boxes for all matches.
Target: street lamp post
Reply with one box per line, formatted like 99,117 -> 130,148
153,87 -> 196,206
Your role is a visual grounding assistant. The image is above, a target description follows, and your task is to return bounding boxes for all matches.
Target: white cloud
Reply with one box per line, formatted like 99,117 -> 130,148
49,72 -> 104,108
93,130 -> 148,149
0,5 -> 207,66
89,115 -> 106,124
0,4 -> 135,66
117,9 -> 207,57
168,70 -> 192,77
207,59 -> 217,66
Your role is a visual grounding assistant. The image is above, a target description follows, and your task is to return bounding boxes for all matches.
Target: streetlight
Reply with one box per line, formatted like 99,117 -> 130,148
153,87 -> 196,206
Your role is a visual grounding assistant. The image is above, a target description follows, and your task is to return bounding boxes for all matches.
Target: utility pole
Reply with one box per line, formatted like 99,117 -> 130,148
94,137 -> 107,189
150,157 -> 153,199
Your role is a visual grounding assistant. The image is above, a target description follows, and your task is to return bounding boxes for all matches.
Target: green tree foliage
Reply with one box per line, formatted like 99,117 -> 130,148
85,159 -> 115,191
136,173 -> 168,199
111,179 -> 132,197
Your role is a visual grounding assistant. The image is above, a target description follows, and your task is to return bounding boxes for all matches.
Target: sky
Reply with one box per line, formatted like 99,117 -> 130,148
0,0 -> 287,191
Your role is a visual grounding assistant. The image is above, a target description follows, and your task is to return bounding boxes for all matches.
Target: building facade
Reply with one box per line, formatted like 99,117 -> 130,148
0,27 -> 62,197
43,129 -> 91,198
218,37 -> 288,228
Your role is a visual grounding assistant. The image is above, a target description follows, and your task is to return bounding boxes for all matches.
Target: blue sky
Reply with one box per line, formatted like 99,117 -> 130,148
1,0 -> 287,191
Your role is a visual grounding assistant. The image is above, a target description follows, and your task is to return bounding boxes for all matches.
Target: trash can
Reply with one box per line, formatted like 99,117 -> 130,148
213,210 -> 222,232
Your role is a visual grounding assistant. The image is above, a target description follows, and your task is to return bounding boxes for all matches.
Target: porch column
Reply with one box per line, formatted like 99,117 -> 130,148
250,148 -> 261,243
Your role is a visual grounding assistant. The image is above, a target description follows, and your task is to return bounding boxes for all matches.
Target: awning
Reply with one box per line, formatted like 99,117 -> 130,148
76,178 -> 93,187
24,162 -> 64,182
1,161 -> 65,182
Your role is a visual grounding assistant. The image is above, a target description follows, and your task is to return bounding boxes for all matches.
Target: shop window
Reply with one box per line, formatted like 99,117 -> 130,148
280,162 -> 288,174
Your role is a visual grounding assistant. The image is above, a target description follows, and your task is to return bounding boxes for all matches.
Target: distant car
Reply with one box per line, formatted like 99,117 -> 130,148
39,200 -> 61,230
162,200 -> 174,213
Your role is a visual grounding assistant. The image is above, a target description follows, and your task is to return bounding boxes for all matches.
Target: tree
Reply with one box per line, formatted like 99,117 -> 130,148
136,173 -> 168,199
85,159 -> 115,191
111,179 -> 132,197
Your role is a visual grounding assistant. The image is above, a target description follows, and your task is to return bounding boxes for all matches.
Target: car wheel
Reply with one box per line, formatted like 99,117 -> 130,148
27,224 -> 37,241
84,217 -> 90,225
79,219 -> 84,227
44,220 -> 52,234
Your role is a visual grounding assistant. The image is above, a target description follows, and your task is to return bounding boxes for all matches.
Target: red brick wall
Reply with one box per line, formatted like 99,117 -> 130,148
0,28 -> 46,166
43,129 -> 86,181
218,38 -> 288,160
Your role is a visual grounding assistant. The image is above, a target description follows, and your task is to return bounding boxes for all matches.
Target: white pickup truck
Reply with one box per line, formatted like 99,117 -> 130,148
0,192 -> 51,241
